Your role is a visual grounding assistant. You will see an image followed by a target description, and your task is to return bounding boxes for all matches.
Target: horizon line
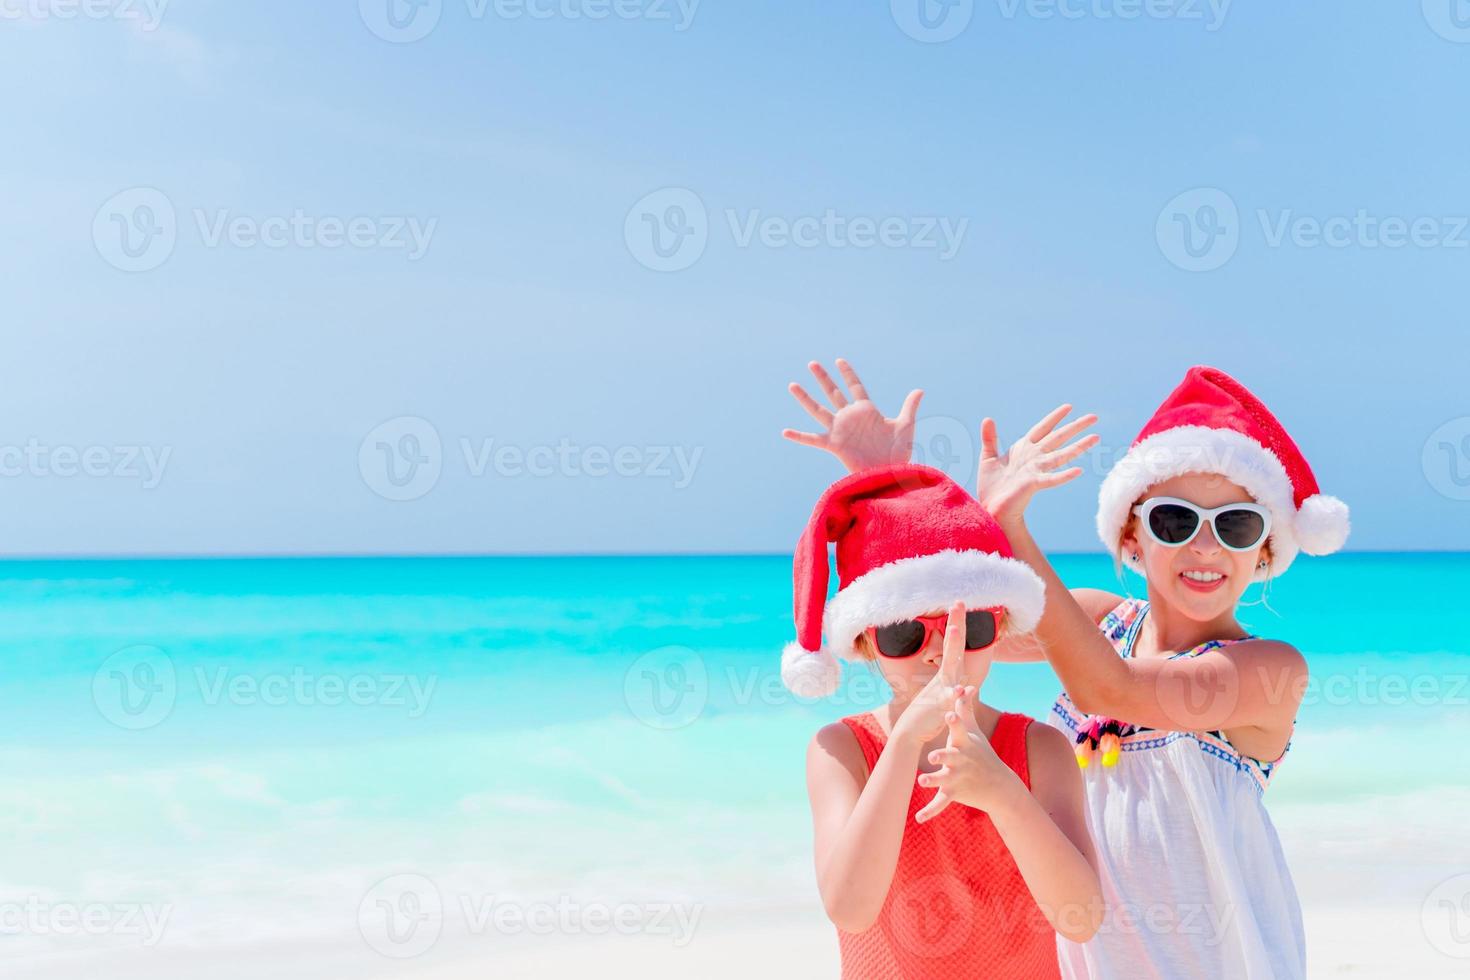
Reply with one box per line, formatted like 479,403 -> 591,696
0,548 -> 1460,561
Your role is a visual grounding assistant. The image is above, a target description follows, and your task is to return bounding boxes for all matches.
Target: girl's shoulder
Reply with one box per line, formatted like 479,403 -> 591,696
805,719 -> 870,787
809,716 -> 876,780
1022,717 -> 1086,805
1023,717 -> 1077,779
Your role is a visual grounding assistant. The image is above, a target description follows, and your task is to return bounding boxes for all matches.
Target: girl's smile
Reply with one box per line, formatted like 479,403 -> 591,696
1178,566 -> 1229,593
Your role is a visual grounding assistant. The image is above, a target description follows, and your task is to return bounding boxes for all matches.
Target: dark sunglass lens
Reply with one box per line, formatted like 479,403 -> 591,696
1214,509 -> 1266,549
1148,504 -> 1200,545
873,620 -> 927,658
963,610 -> 998,650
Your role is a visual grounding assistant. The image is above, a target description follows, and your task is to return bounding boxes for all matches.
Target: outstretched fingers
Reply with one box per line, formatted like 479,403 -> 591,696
781,428 -> 829,449
1039,412 -> 1098,452
834,358 -> 870,403
898,388 -> 924,426
1026,403 -> 1073,443
1043,431 -> 1101,470
788,382 -> 834,428
1037,466 -> 1086,489
979,417 -> 1001,461
807,361 -> 849,410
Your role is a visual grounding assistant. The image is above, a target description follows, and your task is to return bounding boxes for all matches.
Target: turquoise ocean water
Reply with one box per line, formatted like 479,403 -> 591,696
3,554 -> 1468,962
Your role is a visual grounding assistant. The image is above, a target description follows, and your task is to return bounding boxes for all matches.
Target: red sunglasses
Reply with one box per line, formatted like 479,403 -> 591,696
863,607 -> 1004,659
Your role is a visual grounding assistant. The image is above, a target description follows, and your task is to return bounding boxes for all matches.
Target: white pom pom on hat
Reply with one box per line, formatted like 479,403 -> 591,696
781,642 -> 841,699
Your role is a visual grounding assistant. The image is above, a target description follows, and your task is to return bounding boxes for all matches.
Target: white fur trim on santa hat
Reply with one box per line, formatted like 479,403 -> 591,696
1096,425 -> 1347,580
820,549 -> 1045,662
782,641 -> 841,698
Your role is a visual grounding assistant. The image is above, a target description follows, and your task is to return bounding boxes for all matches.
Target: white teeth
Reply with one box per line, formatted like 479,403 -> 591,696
1182,570 -> 1224,582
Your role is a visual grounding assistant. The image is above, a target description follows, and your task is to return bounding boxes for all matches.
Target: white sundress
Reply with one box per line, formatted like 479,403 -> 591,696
1048,599 -> 1305,980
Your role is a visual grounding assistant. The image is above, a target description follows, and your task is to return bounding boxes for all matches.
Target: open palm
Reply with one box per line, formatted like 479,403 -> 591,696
783,359 -> 923,474
977,405 -> 1100,526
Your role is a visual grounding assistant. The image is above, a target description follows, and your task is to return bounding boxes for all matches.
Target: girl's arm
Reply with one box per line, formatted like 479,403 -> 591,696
806,722 -> 926,932
1000,517 -> 1306,738
978,411 -> 1306,740
806,607 -> 970,933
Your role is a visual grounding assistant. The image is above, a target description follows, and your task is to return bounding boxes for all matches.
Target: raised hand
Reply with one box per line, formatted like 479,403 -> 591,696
976,405 -> 1100,529
892,602 -> 970,745
782,359 -> 923,474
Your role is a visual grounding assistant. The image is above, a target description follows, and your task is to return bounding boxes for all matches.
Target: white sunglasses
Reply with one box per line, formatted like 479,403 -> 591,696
1131,496 -> 1272,553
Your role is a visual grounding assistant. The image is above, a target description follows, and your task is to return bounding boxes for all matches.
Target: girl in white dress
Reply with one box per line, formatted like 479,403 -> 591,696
784,361 -> 1351,979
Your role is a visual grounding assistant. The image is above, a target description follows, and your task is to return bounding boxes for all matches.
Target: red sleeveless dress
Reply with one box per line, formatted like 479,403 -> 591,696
835,711 -> 1062,980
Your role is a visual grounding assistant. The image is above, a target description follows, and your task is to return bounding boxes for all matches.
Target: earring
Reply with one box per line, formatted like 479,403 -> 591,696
1257,559 -> 1269,569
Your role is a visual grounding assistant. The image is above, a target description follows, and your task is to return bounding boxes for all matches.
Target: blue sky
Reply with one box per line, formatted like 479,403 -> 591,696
2,1 -> 1468,554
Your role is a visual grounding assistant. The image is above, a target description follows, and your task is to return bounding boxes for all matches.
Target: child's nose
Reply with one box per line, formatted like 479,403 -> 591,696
1190,522 -> 1224,555
920,628 -> 946,665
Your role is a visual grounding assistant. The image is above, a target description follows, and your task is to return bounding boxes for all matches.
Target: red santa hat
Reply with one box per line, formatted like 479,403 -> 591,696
782,464 -> 1046,698
1096,365 -> 1350,580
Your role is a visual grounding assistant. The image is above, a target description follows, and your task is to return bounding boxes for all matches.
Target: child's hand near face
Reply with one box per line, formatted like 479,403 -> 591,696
915,691 -> 1026,822
891,603 -> 970,745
